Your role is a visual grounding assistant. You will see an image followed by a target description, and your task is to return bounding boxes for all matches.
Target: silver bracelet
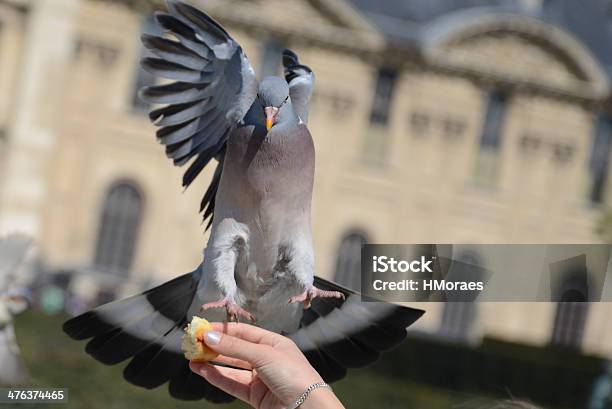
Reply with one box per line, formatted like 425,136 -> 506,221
287,381 -> 331,409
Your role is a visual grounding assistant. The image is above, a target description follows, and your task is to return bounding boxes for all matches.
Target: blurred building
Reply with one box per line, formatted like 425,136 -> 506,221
0,0 -> 610,369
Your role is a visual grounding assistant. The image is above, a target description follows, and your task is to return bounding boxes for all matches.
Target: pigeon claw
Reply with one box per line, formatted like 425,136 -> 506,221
200,297 -> 254,322
288,286 -> 345,309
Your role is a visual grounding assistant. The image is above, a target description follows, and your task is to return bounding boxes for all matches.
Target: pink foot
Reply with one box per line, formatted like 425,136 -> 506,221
288,286 -> 345,309
201,297 -> 254,322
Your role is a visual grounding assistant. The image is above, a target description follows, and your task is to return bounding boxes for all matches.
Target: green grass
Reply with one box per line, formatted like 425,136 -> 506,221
8,310 -> 490,409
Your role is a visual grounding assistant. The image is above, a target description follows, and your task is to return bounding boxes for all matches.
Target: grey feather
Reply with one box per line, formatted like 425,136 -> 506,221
149,99 -> 212,127
139,81 -> 211,105
141,57 -> 215,83
141,34 -> 211,71
156,107 -> 217,145
165,0 -> 234,59
163,113 -> 226,160
155,12 -> 212,58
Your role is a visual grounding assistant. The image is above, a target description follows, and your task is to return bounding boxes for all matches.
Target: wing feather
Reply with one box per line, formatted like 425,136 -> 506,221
289,277 -> 425,382
149,99 -> 212,127
141,35 -> 210,70
140,0 -> 257,229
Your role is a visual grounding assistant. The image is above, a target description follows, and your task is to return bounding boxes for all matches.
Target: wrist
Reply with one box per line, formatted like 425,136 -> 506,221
298,386 -> 343,409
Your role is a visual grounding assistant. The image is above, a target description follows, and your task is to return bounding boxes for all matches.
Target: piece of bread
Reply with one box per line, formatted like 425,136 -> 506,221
181,316 -> 219,362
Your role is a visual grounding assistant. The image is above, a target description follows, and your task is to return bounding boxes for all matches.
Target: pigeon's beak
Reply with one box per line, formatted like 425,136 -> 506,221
264,106 -> 279,131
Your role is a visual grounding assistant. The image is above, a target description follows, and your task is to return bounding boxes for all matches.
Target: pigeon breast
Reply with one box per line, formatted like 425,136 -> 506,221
221,123 -> 315,215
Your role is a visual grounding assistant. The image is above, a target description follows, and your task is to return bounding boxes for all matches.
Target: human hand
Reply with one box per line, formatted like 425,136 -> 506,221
189,322 -> 344,409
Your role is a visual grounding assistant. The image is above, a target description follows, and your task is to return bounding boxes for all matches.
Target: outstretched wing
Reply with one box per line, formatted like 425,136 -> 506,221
282,49 -> 315,124
140,0 -> 257,227
290,277 -> 424,383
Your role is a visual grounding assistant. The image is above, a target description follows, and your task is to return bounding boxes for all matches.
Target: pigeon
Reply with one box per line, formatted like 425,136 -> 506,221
63,0 -> 424,402
0,235 -> 37,386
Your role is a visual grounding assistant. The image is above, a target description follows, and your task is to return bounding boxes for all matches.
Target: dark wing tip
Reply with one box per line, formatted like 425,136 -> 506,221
62,314 -> 88,339
282,48 -> 299,67
282,47 -> 313,83
166,0 -> 231,40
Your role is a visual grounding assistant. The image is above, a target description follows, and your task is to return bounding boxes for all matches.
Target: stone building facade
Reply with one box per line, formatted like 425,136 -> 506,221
0,0 -> 610,358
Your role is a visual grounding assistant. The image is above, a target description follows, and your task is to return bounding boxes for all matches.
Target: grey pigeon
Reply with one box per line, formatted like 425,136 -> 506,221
63,0 -> 424,402
0,235 -> 36,386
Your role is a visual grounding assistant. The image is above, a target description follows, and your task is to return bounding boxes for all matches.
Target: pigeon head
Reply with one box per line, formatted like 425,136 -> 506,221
258,76 -> 290,130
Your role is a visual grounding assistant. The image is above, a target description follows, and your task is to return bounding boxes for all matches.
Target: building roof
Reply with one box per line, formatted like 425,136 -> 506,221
348,0 -> 612,80
539,0 -> 612,74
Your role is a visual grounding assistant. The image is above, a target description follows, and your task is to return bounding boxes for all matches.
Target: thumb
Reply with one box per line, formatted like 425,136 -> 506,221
204,330 -> 271,366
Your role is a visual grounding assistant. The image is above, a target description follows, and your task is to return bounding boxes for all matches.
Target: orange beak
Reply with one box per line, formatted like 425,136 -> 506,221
264,106 -> 279,131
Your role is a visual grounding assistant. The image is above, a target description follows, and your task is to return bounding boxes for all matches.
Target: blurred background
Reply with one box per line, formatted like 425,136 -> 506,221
0,0 -> 611,408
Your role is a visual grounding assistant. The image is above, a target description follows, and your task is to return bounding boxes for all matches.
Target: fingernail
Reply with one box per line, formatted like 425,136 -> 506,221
205,331 -> 221,345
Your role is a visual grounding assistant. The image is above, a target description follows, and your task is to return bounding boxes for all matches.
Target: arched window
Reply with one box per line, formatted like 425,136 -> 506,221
551,288 -> 589,350
473,90 -> 508,187
588,115 -> 612,204
549,256 -> 590,350
94,181 -> 144,274
551,301 -> 589,350
333,231 -> 368,291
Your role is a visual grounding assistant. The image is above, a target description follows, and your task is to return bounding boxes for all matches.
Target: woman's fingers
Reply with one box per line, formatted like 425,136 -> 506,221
211,322 -> 283,347
210,355 -> 253,371
189,362 -> 252,403
204,330 -> 272,365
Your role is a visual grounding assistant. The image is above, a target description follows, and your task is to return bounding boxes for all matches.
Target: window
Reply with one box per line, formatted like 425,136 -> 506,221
369,68 -> 397,126
473,91 -> 507,187
362,68 -> 397,165
94,182 -> 144,274
480,92 -> 507,149
333,231 -> 368,291
259,40 -> 283,79
131,15 -> 161,112
551,301 -> 589,350
588,115 -> 612,204
438,252 -> 481,341
549,255 -> 589,350
439,302 -> 477,341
